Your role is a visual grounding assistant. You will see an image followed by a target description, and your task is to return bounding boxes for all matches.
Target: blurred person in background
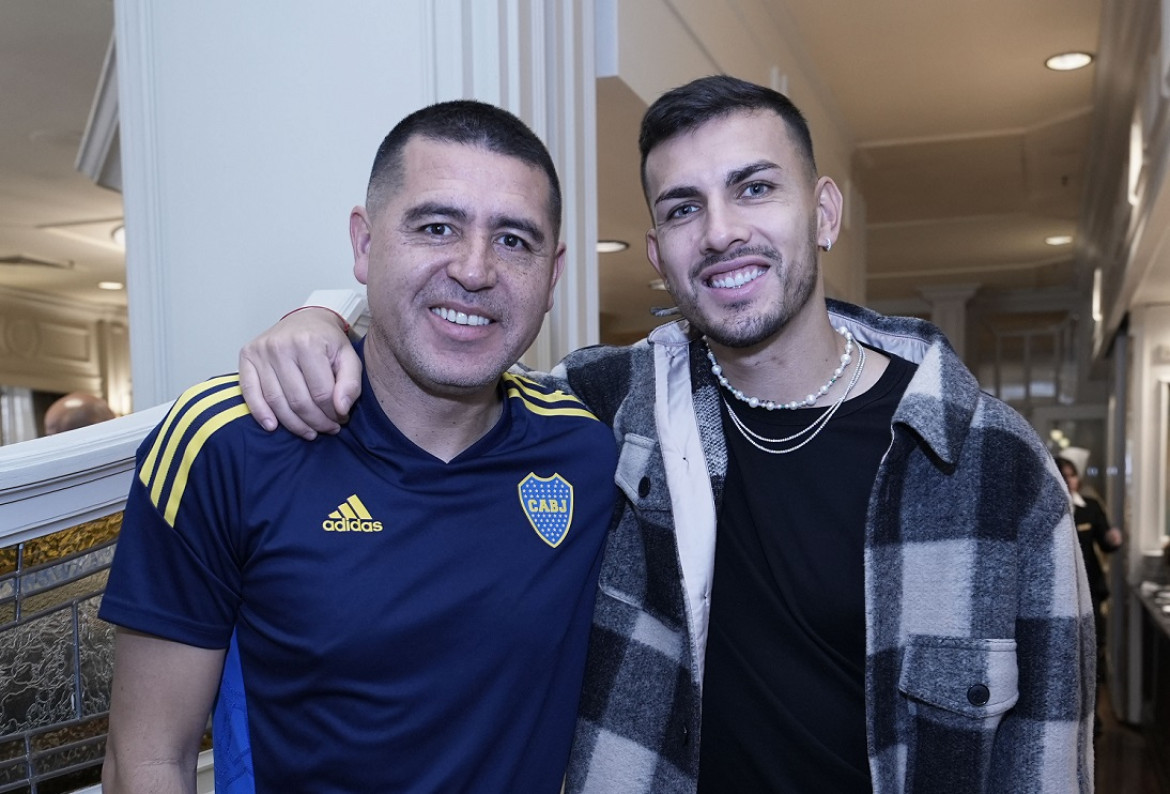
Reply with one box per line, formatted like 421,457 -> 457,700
43,392 -> 116,435
1056,454 -> 1122,678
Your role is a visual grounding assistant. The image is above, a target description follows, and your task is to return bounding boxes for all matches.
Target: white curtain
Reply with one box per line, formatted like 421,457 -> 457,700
0,386 -> 38,445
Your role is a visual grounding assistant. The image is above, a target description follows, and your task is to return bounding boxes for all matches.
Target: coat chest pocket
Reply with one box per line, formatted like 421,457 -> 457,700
898,635 -> 1019,720
614,432 -> 672,513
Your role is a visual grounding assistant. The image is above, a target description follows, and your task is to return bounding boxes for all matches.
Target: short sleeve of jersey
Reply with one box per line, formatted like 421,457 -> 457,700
100,375 -> 252,649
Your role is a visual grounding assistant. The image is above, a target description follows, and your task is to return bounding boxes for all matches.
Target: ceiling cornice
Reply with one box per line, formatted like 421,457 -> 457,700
75,34 -> 121,193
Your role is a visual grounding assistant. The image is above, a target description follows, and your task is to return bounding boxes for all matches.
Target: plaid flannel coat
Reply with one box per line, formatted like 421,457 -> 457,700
556,299 -> 1095,794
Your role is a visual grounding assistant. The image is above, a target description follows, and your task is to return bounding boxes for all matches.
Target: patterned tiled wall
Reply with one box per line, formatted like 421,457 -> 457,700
0,514 -> 121,794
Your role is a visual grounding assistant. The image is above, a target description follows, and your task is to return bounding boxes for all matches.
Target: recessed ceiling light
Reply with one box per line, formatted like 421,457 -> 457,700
597,239 -> 629,253
1045,235 -> 1074,246
1045,52 -> 1093,71
98,281 -> 124,290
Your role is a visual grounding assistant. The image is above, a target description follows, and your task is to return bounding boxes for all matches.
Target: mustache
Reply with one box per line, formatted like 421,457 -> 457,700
693,244 -> 782,278
425,289 -> 497,316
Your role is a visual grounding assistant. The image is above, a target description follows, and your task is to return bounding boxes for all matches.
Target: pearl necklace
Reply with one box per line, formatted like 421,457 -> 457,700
721,342 -> 867,455
706,326 -> 855,411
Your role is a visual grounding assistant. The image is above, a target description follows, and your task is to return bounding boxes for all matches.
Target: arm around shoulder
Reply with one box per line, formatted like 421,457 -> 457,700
238,290 -> 367,439
102,628 -> 226,794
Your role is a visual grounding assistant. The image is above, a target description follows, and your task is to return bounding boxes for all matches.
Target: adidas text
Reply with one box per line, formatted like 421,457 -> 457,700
322,518 -> 384,532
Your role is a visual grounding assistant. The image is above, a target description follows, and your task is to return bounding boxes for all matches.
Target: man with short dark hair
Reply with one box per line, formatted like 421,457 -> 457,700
100,100 -> 617,793
239,77 -> 1094,793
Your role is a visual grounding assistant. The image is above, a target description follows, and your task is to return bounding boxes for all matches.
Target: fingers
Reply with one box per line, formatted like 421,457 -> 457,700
266,340 -> 344,437
238,356 -> 278,432
240,339 -> 330,439
332,345 -> 364,418
236,307 -> 357,439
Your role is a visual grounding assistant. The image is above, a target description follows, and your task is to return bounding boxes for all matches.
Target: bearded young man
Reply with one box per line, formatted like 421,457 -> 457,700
239,77 -> 1094,793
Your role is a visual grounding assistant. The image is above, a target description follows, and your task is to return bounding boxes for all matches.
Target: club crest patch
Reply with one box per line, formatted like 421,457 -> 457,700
518,473 -> 574,547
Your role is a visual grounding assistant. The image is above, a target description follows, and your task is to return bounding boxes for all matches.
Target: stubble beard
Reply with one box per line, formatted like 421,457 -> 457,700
677,238 -> 820,350
366,313 -> 509,399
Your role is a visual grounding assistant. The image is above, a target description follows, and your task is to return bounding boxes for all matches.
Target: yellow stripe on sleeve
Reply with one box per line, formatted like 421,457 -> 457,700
515,401 -> 599,421
503,374 -> 599,420
504,373 -> 580,404
147,385 -> 246,508
161,402 -> 252,527
140,375 -> 241,486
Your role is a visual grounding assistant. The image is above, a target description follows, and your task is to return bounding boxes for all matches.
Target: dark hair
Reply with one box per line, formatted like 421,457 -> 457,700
1055,456 -> 1078,476
638,75 -> 817,199
367,100 -> 561,237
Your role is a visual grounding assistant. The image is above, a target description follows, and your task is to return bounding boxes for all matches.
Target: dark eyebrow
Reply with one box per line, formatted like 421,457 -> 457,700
653,185 -> 700,208
727,160 -> 780,187
653,160 -> 783,209
492,215 -> 546,247
403,202 -> 468,225
402,202 -> 547,247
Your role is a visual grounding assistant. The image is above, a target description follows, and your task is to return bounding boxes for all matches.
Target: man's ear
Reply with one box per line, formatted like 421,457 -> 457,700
815,177 -> 844,248
544,242 -> 567,312
350,206 -> 373,285
646,226 -> 665,278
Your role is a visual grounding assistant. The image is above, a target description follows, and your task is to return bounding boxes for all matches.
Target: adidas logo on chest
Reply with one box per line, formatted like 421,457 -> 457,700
322,494 -> 383,532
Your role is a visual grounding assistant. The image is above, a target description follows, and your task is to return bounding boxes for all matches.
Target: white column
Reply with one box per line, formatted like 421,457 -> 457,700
115,0 -> 597,406
423,0 -> 599,371
918,284 -> 978,361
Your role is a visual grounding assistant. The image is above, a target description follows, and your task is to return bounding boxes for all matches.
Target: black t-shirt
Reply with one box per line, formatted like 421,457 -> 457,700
698,348 -> 915,793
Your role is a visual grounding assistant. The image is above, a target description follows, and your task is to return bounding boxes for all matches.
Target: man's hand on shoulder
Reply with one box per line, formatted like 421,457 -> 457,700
238,307 -> 362,439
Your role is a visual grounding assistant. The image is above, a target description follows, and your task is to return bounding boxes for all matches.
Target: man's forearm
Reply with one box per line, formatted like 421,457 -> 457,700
102,751 -> 199,794
102,629 -> 223,794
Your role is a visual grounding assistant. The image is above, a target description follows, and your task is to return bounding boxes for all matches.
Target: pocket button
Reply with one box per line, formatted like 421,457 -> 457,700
967,684 -> 990,706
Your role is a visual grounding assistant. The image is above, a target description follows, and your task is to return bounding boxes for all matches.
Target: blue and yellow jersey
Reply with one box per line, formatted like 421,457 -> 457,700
101,347 -> 618,793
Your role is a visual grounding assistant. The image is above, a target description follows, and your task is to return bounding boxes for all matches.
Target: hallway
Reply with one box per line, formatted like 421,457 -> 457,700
1095,683 -> 1170,792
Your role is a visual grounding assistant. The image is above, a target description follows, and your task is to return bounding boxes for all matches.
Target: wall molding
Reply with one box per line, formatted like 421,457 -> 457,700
0,286 -> 129,397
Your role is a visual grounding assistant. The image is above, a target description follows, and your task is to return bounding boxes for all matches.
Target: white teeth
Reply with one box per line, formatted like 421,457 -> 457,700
433,307 -> 491,326
710,268 -> 765,289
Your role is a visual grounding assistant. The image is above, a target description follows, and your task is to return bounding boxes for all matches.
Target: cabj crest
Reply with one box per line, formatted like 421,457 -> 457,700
518,473 -> 574,547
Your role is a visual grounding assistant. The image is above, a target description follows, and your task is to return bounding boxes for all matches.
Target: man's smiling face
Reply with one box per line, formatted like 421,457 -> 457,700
352,136 -> 564,397
644,110 -> 827,349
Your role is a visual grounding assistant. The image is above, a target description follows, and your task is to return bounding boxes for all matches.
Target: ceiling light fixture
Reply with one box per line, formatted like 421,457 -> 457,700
111,224 -> 125,247
1045,235 -> 1073,246
1045,52 -> 1093,71
98,281 -> 124,290
596,239 -> 629,253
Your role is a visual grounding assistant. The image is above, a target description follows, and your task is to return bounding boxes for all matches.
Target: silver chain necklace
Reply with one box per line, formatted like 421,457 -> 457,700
706,327 -> 855,411
718,342 -> 867,455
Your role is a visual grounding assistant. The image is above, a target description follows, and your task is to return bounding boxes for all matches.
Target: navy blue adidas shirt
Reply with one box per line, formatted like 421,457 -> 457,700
101,347 -> 618,793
